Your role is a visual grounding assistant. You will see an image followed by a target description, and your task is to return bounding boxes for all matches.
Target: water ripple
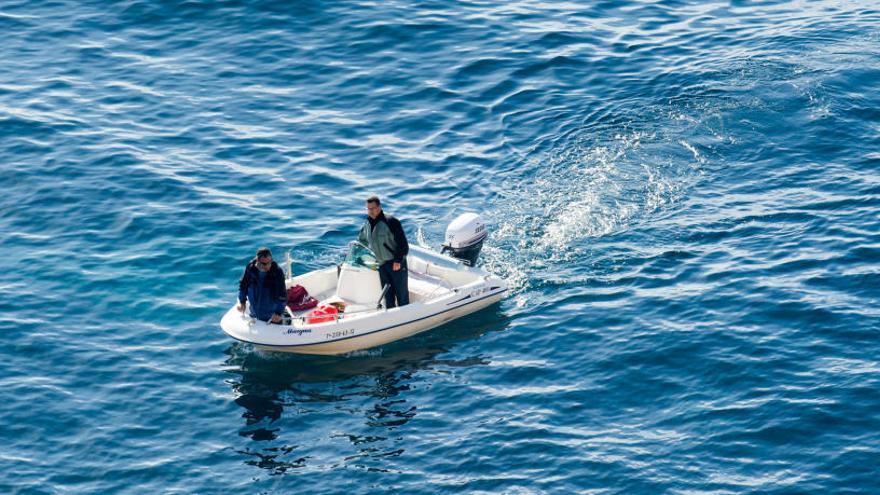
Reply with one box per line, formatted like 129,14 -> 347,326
0,0 -> 879,493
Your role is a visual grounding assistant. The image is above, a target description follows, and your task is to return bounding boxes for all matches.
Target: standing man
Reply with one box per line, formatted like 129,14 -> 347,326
357,195 -> 410,308
238,247 -> 287,323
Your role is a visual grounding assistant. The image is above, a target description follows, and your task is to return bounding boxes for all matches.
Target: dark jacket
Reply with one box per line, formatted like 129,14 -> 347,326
357,212 -> 409,265
238,259 -> 287,321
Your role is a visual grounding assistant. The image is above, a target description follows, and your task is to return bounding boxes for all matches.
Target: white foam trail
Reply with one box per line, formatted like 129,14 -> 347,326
481,124 -> 708,296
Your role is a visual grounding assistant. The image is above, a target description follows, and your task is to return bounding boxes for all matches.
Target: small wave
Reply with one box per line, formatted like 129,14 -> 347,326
342,349 -> 385,358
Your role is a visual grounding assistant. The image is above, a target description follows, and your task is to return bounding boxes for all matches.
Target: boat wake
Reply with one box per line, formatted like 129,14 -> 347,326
482,116 -> 714,299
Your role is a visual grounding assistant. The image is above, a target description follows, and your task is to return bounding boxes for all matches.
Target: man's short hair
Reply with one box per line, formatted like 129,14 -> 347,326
366,195 -> 381,206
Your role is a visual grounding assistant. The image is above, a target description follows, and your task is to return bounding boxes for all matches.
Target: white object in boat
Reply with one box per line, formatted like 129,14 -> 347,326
221,214 -> 507,355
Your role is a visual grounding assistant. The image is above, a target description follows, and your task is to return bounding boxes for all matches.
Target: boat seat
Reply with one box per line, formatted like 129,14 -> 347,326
408,271 -> 453,300
336,265 -> 382,304
322,295 -> 375,314
408,257 -> 429,274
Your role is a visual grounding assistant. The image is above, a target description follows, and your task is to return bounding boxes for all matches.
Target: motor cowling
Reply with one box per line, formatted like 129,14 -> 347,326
441,213 -> 488,266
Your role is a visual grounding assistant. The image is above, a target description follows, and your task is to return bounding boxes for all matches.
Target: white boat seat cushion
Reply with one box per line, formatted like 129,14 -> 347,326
408,271 -> 453,300
408,256 -> 429,274
322,295 -> 374,314
336,265 -> 382,305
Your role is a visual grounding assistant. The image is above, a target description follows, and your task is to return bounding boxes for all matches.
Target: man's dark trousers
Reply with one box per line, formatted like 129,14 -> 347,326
378,260 -> 409,308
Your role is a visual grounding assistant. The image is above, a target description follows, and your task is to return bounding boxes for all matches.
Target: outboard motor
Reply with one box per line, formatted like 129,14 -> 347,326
441,213 -> 488,266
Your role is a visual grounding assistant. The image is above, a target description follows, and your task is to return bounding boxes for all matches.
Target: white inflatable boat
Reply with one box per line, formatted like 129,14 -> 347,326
220,213 -> 508,355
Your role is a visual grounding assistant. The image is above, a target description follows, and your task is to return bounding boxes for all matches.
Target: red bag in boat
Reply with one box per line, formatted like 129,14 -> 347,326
287,285 -> 318,311
306,304 -> 338,324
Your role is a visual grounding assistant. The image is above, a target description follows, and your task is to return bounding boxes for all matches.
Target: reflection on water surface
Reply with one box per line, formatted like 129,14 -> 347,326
223,307 -> 510,475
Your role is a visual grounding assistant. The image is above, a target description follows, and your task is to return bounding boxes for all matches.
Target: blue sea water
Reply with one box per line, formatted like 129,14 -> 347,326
1,0 -> 879,493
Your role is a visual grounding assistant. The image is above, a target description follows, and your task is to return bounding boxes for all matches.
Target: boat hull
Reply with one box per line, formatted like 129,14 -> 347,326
257,291 -> 503,354
221,288 -> 505,355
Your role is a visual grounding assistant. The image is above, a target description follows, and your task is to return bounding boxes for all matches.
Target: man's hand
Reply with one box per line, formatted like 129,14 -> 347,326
392,262 -> 401,271
271,313 -> 282,324
237,301 -> 246,313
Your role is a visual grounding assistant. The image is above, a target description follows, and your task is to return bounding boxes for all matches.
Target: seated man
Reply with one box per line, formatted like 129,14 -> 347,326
238,247 -> 287,323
